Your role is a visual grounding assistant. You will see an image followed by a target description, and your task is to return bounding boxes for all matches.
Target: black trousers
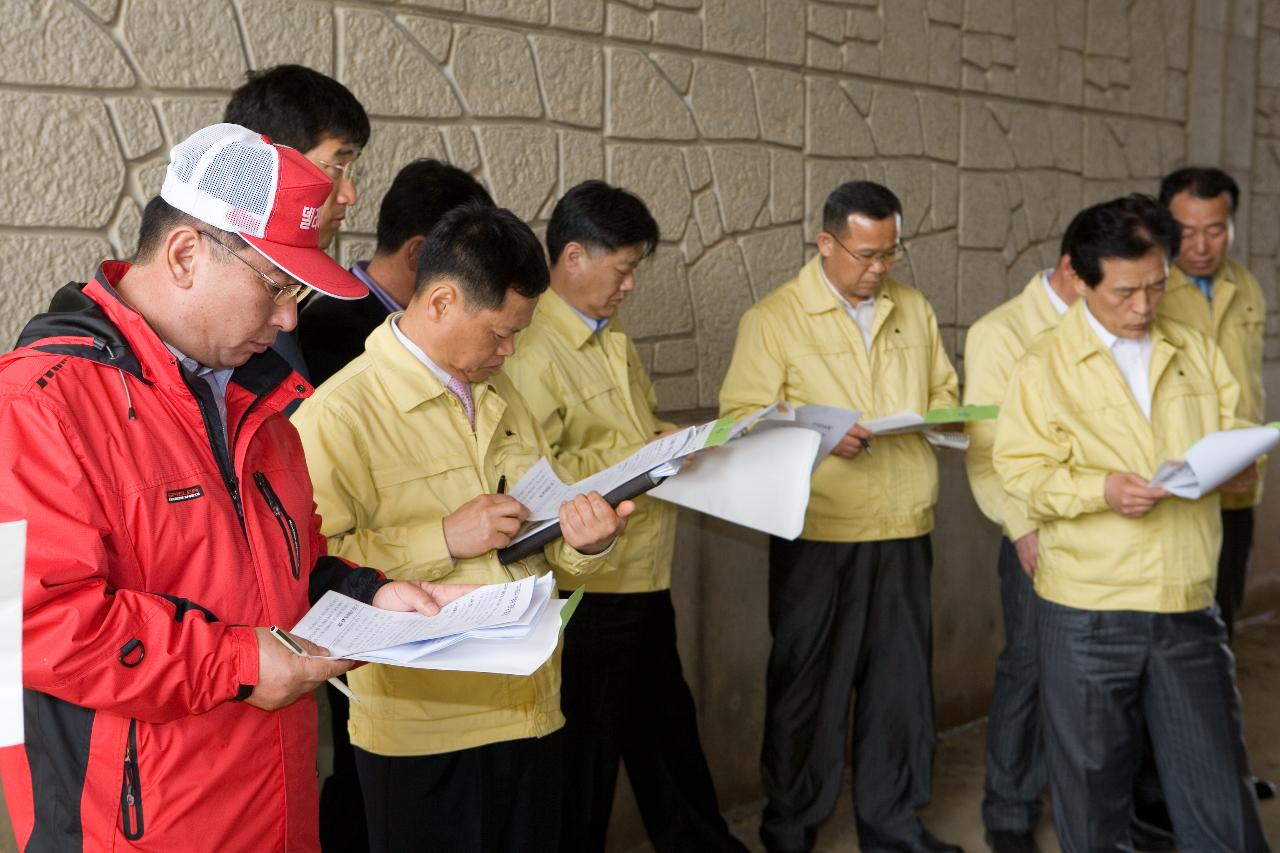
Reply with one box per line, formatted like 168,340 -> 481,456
981,537 -> 1045,833
354,731 -> 564,853
319,680 -> 368,852
1217,507 -> 1255,642
1036,597 -> 1267,852
760,535 -> 936,851
557,589 -> 743,853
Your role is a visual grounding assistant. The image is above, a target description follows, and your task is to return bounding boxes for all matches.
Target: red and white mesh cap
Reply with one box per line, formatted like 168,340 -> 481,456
160,123 -> 366,300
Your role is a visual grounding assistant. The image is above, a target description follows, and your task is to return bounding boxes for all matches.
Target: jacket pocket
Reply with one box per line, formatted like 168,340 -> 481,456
254,472 -> 301,579
120,719 -> 144,841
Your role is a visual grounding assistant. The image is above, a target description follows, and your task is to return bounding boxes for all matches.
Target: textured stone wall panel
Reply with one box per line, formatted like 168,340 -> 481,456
240,1 -> 334,72
608,144 -> 692,237
0,235 -> 114,347
532,36 -> 603,127
454,26 -> 543,118
125,0 -> 246,88
341,10 -> 462,118
7,93 -> 124,228
2,1 -> 134,88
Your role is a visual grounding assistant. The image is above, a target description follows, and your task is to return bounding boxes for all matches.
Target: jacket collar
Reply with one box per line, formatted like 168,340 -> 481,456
365,315 -> 451,413
16,262 -> 301,407
538,289 -> 627,349
1061,298 -> 1185,374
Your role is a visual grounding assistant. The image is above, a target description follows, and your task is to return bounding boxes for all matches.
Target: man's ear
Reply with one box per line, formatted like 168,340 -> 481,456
421,280 -> 459,322
166,226 -> 202,291
815,230 -> 834,260
1063,256 -> 1089,298
403,235 -> 427,275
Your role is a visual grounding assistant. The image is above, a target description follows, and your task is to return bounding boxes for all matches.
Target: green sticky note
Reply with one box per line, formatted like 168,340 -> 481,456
559,585 -> 585,632
924,405 -> 998,424
704,416 -> 736,447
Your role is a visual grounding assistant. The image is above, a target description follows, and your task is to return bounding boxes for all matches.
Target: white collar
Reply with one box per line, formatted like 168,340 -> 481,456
1041,270 -> 1069,316
819,261 -> 874,311
391,314 -> 457,388
1082,301 -> 1149,350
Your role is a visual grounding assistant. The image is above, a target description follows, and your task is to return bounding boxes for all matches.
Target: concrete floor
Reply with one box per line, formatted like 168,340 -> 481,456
1,617 -> 1277,852
689,615 -> 1280,853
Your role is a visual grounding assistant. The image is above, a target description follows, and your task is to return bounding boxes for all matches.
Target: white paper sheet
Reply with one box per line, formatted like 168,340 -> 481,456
651,426 -> 821,539
861,410 -> 925,434
1148,426 -> 1280,499
0,520 -> 25,747
753,405 -> 861,469
291,575 -> 538,656
352,596 -> 568,676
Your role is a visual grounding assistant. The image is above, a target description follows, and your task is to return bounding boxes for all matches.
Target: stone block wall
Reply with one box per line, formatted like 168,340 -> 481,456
3,0 -> 1279,849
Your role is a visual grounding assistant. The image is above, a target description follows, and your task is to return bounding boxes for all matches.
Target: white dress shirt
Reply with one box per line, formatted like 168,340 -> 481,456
1041,270 -> 1070,316
820,263 -> 875,352
1082,302 -> 1153,420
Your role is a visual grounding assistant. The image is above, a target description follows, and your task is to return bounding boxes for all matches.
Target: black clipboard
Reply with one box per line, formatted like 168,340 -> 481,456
496,468 -> 670,564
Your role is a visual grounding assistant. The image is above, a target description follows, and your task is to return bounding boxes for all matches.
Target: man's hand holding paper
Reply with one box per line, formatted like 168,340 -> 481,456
559,491 -> 634,554
832,422 -> 873,458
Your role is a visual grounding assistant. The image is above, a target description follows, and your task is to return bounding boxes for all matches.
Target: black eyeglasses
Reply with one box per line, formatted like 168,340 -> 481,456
823,231 -> 907,267
199,231 -> 308,304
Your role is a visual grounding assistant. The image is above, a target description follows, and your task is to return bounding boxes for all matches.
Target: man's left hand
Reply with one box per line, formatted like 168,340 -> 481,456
1220,462 -> 1259,495
372,580 -> 479,617
560,492 -> 634,555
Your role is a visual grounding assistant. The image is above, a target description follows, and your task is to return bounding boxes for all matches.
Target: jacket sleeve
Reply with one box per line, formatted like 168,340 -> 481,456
719,307 -> 787,420
0,394 -> 259,724
993,357 -> 1111,523
963,322 -> 1036,541
925,303 -> 960,412
295,402 -> 459,583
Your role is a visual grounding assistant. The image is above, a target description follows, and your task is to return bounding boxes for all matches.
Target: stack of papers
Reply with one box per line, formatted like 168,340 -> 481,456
1148,425 -> 1279,499
0,521 -> 23,747
503,403 -> 797,550
289,574 -> 580,676
861,405 -> 998,451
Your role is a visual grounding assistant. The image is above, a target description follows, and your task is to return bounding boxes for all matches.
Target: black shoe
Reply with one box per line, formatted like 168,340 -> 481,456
984,830 -> 1039,853
861,828 -> 964,853
1254,776 -> 1277,801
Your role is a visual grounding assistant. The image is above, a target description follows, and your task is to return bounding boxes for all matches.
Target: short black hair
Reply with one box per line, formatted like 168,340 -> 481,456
1158,167 -> 1239,213
1061,194 -> 1181,288
822,181 -> 902,235
223,65 -> 370,152
546,180 -> 660,265
416,203 -> 549,310
375,160 -> 494,255
134,196 -> 245,262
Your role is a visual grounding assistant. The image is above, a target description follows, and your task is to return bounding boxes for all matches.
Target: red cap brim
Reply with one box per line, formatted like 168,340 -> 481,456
240,234 -> 368,300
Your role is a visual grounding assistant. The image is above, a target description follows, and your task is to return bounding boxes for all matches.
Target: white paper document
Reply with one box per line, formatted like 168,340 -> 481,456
509,426 -> 712,522
0,521 -> 25,747
293,574 -> 539,657
754,405 -> 861,469
289,574 -> 576,675
652,425 -> 822,539
1148,425 -> 1279,499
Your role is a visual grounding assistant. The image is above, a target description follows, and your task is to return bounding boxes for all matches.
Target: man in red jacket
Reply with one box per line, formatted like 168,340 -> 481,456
0,123 -> 470,852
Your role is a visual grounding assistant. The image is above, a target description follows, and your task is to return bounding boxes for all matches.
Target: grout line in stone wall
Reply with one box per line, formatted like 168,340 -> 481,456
228,0 -> 258,72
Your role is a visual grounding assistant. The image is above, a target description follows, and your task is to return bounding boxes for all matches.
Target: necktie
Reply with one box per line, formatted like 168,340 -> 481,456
446,376 -> 475,428
1191,275 -> 1214,301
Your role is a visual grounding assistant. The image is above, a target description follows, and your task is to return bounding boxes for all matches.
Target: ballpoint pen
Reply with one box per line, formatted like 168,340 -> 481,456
497,474 -> 507,494
269,625 -> 360,703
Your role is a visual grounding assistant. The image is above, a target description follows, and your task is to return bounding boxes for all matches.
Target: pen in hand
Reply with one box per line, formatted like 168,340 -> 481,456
268,626 -> 360,703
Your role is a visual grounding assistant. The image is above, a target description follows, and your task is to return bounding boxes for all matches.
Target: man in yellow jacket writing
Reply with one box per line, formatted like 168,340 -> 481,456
993,195 -> 1266,852
721,181 -> 960,853
293,203 -> 632,852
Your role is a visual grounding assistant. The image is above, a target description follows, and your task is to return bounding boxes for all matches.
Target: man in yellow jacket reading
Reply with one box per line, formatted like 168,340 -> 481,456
294,204 -> 632,853
720,181 -> 960,853
993,195 -> 1266,852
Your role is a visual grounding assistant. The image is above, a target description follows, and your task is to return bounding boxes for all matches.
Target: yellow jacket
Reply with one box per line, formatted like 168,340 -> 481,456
963,273 -> 1065,541
993,301 -> 1243,613
504,290 -> 678,593
720,255 -> 959,542
293,318 -> 607,756
1159,260 -> 1267,508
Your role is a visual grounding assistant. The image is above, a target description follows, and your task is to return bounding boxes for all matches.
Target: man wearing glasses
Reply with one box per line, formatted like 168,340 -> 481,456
0,124 -> 470,852
720,181 -> 960,853
224,64 -> 369,387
